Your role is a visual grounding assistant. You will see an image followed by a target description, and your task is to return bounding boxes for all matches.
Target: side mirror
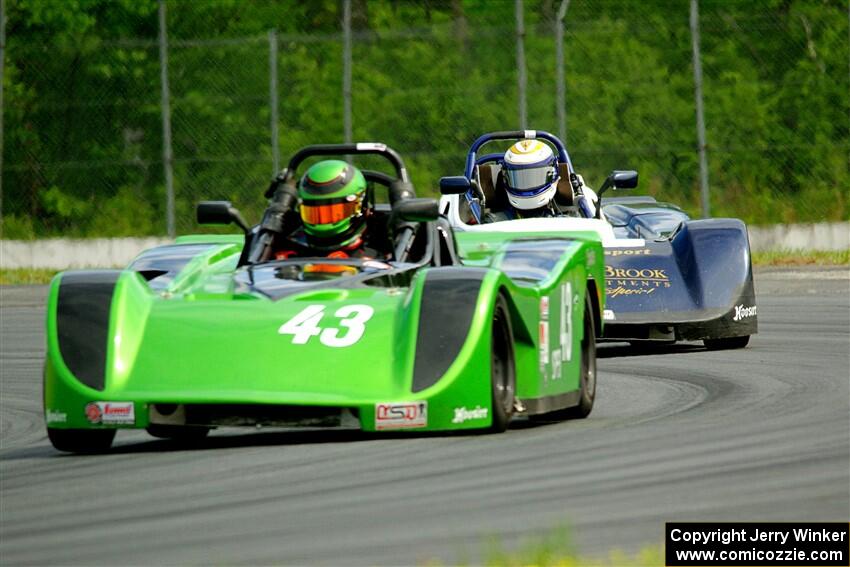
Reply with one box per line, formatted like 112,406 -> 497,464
197,201 -> 250,233
393,198 -> 441,222
439,176 -> 472,195
612,170 -> 638,189
598,170 -> 638,197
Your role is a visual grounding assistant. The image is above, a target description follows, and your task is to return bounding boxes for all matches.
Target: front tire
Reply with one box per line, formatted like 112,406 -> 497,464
47,428 -> 115,454
704,335 -> 750,350
490,295 -> 516,433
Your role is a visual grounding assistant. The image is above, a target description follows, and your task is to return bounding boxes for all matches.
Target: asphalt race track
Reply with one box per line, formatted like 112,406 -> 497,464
1,267 -> 848,565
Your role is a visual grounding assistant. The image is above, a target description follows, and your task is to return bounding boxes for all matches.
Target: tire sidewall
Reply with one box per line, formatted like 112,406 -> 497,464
490,295 -> 515,432
579,297 -> 597,412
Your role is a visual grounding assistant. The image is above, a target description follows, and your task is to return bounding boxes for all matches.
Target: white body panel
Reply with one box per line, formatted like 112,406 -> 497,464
439,194 -> 645,249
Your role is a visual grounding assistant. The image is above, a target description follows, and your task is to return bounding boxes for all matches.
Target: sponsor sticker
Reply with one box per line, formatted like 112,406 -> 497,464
85,402 -> 102,423
85,402 -> 135,425
45,409 -> 67,424
605,248 -> 651,257
539,296 -> 550,319
538,320 -> 549,369
732,304 -> 757,321
605,265 -> 672,298
375,402 -> 427,430
603,309 -> 616,321
560,282 -> 574,365
452,406 -> 489,424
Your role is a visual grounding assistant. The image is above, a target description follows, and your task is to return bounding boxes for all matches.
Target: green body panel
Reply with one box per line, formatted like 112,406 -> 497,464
457,230 -> 606,401
174,234 -> 244,245
44,228 -> 603,434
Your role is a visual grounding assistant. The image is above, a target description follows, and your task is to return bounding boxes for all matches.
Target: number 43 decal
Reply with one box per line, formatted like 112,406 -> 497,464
278,304 -> 374,347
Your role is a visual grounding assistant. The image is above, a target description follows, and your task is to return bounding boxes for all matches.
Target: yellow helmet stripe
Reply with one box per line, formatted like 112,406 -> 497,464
510,140 -> 545,154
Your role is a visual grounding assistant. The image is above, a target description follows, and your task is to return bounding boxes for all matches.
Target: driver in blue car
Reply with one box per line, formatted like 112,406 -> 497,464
483,139 -> 597,222
273,160 -> 388,261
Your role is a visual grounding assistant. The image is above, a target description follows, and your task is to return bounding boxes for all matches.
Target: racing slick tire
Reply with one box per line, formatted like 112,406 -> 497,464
703,335 -> 750,350
490,295 -> 516,433
146,424 -> 211,442
564,292 -> 597,418
47,428 -> 116,453
531,290 -> 597,421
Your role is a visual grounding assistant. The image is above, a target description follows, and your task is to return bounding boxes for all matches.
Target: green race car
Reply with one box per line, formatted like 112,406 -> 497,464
44,143 -> 605,453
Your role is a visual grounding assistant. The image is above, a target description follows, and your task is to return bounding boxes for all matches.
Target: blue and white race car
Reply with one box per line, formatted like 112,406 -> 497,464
439,130 -> 756,350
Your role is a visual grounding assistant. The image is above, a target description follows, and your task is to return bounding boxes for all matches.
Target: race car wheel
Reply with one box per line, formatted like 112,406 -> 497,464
531,290 -> 597,422
146,424 -> 210,442
562,291 -> 597,419
47,428 -> 115,454
490,295 -> 516,433
704,335 -> 750,350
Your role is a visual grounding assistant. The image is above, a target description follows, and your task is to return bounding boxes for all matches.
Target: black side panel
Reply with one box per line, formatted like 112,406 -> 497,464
412,268 -> 488,393
522,391 -> 579,415
56,271 -> 122,391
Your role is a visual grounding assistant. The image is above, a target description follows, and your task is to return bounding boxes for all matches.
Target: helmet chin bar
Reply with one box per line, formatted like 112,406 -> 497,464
304,214 -> 368,251
507,182 -> 558,210
504,175 -> 560,197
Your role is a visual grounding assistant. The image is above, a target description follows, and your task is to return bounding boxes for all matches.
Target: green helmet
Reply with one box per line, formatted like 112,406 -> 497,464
298,160 -> 368,250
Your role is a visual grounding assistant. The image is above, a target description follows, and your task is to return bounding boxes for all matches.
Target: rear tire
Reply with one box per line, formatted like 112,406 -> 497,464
561,291 -> 597,419
47,428 -> 115,454
146,424 -> 210,442
704,335 -> 750,350
490,295 -> 516,433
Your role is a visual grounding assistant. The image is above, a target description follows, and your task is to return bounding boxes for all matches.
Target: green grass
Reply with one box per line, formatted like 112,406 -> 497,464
474,546 -> 664,567
752,249 -> 849,266
430,526 -> 664,567
0,268 -> 60,285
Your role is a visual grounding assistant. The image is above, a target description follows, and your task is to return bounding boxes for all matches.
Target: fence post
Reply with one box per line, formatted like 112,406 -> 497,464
269,29 -> 280,175
158,0 -> 175,237
555,0 -> 570,143
690,0 -> 710,218
342,0 -> 352,145
0,0 -> 6,224
515,0 -> 527,130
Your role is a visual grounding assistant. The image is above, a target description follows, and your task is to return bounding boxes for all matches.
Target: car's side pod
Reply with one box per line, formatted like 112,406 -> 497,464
671,218 -> 757,337
51,271 -> 123,391
411,267 -> 490,393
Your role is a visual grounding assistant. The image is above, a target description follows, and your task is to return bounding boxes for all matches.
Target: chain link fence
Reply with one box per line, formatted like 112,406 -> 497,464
2,0 -> 848,239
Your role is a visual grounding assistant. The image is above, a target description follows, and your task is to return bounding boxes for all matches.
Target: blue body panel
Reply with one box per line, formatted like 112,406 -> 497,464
601,197 -> 757,341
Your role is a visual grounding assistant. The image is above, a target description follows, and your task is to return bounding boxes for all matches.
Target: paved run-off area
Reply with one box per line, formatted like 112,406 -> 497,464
1,267 -> 847,565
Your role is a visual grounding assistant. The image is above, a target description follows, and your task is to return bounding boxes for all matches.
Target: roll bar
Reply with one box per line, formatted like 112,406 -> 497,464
463,130 -> 574,179
265,142 -> 411,198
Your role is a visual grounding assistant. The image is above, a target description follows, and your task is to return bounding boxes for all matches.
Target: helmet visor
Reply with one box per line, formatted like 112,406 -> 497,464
504,165 -> 557,195
300,199 -> 362,226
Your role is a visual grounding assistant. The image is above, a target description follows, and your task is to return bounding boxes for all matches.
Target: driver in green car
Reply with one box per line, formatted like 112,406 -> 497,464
273,160 -> 388,261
